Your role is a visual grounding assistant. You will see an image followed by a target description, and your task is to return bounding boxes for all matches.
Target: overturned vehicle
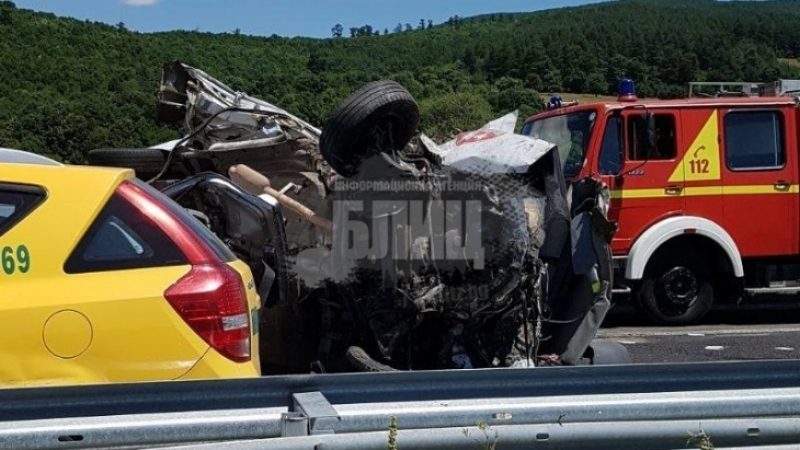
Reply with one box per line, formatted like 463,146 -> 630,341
87,62 -> 627,374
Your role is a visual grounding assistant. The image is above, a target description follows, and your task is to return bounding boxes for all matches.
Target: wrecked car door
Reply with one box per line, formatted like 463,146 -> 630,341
427,113 -> 619,367
160,173 -> 291,310
160,172 -> 328,374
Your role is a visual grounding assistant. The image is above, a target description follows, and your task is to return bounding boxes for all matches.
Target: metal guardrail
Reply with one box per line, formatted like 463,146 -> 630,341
4,387 -> 800,449
3,359 -> 800,421
153,419 -> 800,450
3,360 -> 800,449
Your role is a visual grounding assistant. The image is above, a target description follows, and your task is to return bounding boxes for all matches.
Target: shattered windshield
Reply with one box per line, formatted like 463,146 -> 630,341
521,110 -> 597,178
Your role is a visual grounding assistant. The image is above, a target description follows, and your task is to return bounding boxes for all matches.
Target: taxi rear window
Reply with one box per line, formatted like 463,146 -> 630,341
128,178 -> 236,263
64,192 -> 188,274
0,183 -> 46,237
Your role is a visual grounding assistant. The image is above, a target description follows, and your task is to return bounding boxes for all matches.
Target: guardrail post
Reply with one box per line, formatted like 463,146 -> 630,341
280,411 -> 309,437
280,391 -> 341,437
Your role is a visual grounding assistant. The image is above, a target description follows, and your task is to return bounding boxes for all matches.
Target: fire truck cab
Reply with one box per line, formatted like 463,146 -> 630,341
522,80 -> 800,325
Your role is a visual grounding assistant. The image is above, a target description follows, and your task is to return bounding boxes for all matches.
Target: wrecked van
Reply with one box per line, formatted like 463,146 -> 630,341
87,61 -> 629,374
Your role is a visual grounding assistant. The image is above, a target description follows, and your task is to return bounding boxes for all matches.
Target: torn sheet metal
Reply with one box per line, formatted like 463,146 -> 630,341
158,61 -> 321,140
424,111 -> 557,176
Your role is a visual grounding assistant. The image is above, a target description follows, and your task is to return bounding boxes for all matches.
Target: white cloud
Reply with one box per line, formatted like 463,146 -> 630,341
121,0 -> 159,6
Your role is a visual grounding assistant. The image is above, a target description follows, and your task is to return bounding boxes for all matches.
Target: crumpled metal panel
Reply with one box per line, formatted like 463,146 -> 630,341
427,112 -> 558,176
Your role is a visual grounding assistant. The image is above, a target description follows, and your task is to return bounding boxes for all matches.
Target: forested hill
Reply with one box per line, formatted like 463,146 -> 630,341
2,0 -> 800,163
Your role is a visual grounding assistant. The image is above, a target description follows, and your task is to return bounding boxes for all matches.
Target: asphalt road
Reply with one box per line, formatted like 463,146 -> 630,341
597,304 -> 800,364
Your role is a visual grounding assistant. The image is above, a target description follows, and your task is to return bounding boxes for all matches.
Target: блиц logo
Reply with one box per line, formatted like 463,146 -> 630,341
294,198 -> 489,287
331,199 -> 486,267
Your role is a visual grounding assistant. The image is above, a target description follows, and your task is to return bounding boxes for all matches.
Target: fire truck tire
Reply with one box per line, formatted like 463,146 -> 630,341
320,80 -> 419,178
636,255 -> 714,326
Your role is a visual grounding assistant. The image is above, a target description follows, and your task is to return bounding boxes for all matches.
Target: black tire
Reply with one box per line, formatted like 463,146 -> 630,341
86,148 -> 184,180
635,253 -> 714,326
320,80 -> 419,177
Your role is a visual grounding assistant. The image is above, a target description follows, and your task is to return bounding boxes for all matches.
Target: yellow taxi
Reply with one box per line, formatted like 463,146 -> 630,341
0,148 -> 262,388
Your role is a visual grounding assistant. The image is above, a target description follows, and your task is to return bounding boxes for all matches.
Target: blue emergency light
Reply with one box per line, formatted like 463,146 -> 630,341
618,78 -> 637,102
547,95 -> 563,109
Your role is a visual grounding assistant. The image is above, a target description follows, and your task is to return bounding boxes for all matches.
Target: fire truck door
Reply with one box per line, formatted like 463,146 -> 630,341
680,108 -> 724,227
596,110 -> 686,254
719,107 -> 798,257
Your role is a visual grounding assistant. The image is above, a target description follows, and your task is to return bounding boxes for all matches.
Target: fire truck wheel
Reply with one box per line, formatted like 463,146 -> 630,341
637,258 -> 714,326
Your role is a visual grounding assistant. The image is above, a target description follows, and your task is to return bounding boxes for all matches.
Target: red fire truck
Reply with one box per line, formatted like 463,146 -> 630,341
521,80 -> 800,325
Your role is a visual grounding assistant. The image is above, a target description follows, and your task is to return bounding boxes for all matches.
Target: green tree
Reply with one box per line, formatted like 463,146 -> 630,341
419,91 -> 495,141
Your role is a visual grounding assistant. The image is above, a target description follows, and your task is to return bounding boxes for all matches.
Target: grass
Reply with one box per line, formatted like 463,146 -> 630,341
541,92 -> 622,103
542,58 -> 800,104
388,416 -> 398,450
539,91 -> 660,105
461,422 -> 499,450
387,418 -> 499,450
778,58 -> 800,67
688,429 -> 716,450
386,416 -> 716,450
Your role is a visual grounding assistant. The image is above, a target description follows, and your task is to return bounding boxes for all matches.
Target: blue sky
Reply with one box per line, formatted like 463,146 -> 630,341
12,0 -> 611,39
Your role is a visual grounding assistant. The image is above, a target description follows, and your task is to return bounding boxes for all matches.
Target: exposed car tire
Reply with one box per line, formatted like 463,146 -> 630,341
320,80 -> 419,177
86,148 -> 184,180
345,346 -> 399,372
636,254 -> 714,326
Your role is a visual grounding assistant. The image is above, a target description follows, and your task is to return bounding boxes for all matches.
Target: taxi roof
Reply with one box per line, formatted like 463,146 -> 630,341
0,148 -> 63,167
0,147 -> 135,199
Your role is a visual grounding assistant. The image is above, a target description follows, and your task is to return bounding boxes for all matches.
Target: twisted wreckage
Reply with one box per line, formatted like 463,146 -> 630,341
87,61 -> 628,374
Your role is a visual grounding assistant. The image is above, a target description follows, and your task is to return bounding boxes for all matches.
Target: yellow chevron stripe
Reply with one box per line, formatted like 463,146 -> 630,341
609,184 -> 799,199
669,110 -> 721,183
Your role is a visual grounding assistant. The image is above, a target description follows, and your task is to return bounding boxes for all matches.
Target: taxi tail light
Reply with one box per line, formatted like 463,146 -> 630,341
115,179 -> 251,363
164,264 -> 251,363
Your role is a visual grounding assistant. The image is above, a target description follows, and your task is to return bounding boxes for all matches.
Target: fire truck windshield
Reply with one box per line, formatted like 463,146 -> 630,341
521,110 -> 597,178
